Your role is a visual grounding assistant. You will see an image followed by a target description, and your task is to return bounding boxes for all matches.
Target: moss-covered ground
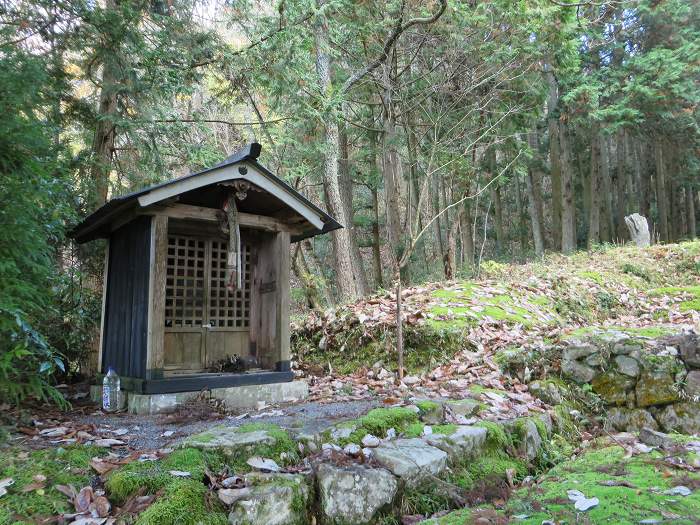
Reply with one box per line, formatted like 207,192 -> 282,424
426,442 -> 700,524
294,241 -> 700,377
0,445 -> 106,525
105,423 -> 299,525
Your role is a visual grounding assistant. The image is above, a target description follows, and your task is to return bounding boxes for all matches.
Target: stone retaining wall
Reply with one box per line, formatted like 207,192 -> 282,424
180,405 -> 554,525
561,328 -> 700,433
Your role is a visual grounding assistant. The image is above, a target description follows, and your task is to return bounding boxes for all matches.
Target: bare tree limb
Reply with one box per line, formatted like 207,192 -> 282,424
341,0 -> 448,93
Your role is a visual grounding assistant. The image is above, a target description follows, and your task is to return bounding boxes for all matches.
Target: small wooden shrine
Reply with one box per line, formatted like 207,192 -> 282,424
72,143 -> 340,395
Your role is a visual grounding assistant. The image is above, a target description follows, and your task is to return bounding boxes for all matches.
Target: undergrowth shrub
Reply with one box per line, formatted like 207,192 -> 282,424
0,309 -> 67,407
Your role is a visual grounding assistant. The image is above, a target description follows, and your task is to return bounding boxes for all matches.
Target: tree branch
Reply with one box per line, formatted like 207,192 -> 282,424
341,0 -> 448,93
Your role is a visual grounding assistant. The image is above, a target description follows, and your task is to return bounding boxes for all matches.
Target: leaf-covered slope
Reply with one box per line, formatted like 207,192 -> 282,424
293,242 -> 700,393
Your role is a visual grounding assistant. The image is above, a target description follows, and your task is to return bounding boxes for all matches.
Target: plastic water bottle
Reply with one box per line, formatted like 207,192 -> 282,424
102,367 -> 120,412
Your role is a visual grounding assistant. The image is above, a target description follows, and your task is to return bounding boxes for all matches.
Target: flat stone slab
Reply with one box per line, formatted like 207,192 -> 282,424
181,427 -> 276,456
316,463 -> 397,525
373,438 -> 447,485
423,425 -> 487,458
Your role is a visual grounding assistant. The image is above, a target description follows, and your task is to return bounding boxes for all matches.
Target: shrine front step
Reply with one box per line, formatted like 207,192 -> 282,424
90,380 -> 309,415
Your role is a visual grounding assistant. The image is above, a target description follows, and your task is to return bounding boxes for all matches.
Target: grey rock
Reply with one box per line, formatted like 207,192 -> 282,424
639,427 -> 674,449
343,443 -> 361,456
218,487 -> 251,506
625,213 -> 651,247
361,434 -> 380,448
613,343 -> 643,355
374,438 -> 448,486
316,463 -> 397,525
585,353 -> 605,368
563,344 -> 599,361
562,358 -> 596,383
676,332 -> 700,369
615,355 -> 640,378
684,370 -> 700,399
528,381 -> 564,405
228,473 -> 309,525
606,408 -> 659,432
445,398 -> 482,417
655,402 -> 700,434
182,427 -> 275,456
424,425 -> 487,458
518,419 -> 543,461
330,424 -> 356,441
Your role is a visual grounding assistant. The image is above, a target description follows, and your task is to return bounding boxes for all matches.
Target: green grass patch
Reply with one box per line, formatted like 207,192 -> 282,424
0,445 -> 106,524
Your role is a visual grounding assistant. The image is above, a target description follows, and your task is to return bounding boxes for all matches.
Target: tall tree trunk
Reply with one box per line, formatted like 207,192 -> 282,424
381,62 -> 404,273
654,141 -> 670,242
90,0 -> 120,210
599,134 -> 614,243
615,129 -> 628,240
460,200 -> 475,270
639,139 -> 651,219
514,173 -> 529,256
301,240 -> 333,307
588,127 -> 601,247
687,183 -> 697,239
526,131 -> 545,256
560,122 -> 577,253
546,68 -> 562,251
292,245 -> 323,310
314,0 -> 360,301
371,186 -> 384,288
338,121 -> 369,295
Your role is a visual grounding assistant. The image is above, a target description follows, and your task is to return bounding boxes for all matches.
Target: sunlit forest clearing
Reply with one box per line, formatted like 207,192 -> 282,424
1,0 -> 699,524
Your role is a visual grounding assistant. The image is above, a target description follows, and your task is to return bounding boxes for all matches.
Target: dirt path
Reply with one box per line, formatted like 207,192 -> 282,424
67,398 -> 379,451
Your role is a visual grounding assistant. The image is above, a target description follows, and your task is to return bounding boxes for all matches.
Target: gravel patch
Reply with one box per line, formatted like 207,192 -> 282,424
73,399 -> 379,451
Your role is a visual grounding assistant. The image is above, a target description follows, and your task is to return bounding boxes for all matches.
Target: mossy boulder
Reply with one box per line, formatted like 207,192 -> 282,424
528,380 -> 565,405
606,407 -> 659,432
316,463 -> 398,525
227,473 -> 310,525
415,400 -> 443,424
423,425 -> 488,457
444,398 -> 482,417
373,438 -> 448,486
591,370 -> 635,406
655,402 -> 700,434
635,370 -> 679,407
180,423 -> 298,471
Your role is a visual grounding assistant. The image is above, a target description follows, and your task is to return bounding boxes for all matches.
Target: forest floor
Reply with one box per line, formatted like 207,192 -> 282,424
2,241 -> 700,524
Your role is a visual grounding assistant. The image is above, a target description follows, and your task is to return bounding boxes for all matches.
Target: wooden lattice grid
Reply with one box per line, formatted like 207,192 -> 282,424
164,235 -> 251,329
209,240 -> 251,328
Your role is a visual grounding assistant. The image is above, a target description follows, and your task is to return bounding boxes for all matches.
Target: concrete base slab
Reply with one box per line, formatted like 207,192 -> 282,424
90,380 -> 309,415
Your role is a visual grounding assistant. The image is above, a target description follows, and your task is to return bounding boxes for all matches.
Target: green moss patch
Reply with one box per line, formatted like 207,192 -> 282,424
106,447 -> 222,503
0,446 -> 106,524
134,479 -> 227,525
431,443 -> 700,524
336,407 -> 420,445
649,286 -> 700,311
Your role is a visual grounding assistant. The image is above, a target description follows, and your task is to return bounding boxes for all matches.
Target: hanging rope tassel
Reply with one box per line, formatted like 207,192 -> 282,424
223,194 -> 242,292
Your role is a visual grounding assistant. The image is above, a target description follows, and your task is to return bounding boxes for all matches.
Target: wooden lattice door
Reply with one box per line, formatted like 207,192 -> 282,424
164,234 -> 252,373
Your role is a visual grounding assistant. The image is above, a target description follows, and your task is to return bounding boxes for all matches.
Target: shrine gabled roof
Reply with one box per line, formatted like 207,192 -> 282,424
70,143 -> 342,243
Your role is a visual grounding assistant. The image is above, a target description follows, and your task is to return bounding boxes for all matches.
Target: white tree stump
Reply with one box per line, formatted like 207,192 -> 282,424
625,213 -> 651,247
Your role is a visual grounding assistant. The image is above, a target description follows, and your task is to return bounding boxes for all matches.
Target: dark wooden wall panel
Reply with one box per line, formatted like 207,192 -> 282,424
101,216 -> 151,378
